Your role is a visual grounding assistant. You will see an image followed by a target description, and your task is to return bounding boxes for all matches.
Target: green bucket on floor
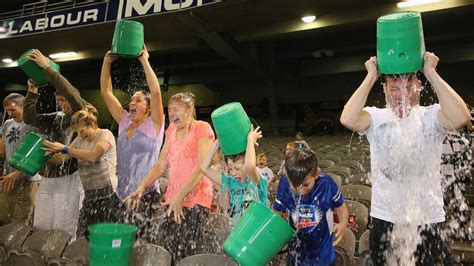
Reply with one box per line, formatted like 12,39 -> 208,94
211,102 -> 251,156
9,132 -> 50,176
223,201 -> 295,266
377,11 -> 425,74
89,223 -> 138,266
111,20 -> 144,58
17,49 -> 60,86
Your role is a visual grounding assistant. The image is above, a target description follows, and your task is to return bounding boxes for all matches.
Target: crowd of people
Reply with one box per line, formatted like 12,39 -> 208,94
0,46 -> 472,265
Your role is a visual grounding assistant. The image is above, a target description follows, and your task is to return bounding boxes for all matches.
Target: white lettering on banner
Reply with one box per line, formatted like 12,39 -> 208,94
8,21 -> 18,34
66,13 -> 81,25
35,18 -> 48,30
83,9 -> 98,23
19,21 -> 33,33
164,0 -> 193,10
50,15 -> 65,28
125,0 -> 162,18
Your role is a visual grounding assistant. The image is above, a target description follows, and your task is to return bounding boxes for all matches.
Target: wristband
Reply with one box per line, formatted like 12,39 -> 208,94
61,146 -> 69,154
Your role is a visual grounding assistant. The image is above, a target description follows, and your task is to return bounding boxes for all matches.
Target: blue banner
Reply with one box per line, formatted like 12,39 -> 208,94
0,0 -> 220,38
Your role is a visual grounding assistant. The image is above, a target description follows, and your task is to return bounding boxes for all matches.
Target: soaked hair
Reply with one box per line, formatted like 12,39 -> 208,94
224,151 -> 245,164
3,93 -> 24,107
381,72 -> 418,84
285,149 -> 319,188
71,105 -> 98,130
169,92 -> 196,118
257,153 -> 267,159
135,90 -> 151,106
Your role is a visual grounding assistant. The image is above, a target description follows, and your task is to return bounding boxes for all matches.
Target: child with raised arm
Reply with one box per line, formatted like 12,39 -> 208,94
201,126 -> 268,219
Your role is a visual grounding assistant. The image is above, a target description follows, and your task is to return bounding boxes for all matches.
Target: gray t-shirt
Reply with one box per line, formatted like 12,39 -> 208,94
71,129 -> 117,191
2,119 -> 41,181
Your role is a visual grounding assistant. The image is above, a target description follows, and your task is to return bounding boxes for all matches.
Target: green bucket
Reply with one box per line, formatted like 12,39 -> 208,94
211,102 -> 251,156
9,132 -> 51,176
223,201 -> 295,266
88,223 -> 138,266
17,49 -> 61,86
377,11 -> 425,74
111,20 -> 144,58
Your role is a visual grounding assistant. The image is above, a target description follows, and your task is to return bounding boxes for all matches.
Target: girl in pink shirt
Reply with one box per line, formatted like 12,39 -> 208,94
126,92 -> 214,263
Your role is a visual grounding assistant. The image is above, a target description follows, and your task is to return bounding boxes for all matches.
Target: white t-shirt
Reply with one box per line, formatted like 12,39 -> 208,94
361,104 -> 446,225
257,166 -> 275,181
2,119 -> 41,181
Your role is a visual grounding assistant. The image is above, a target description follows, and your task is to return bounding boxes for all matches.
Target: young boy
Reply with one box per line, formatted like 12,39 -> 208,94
295,131 -> 310,149
277,141 -> 298,178
256,152 -> 275,182
201,126 -> 268,218
274,148 -> 348,265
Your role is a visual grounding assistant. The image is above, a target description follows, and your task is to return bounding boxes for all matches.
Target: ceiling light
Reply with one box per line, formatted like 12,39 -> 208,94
301,15 -> 316,23
49,51 -> 78,59
397,0 -> 441,8
2,58 -> 13,63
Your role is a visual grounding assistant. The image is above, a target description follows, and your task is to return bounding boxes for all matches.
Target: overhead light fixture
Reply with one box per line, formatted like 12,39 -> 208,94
397,0 -> 441,8
2,58 -> 13,63
301,15 -> 316,23
49,51 -> 78,59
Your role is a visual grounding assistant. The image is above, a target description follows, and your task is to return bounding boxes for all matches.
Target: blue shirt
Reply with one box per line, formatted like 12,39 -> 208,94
273,174 -> 344,265
221,173 -> 268,218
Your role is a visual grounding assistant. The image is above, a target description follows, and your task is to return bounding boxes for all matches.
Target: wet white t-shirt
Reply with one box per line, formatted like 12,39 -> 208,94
361,104 -> 446,225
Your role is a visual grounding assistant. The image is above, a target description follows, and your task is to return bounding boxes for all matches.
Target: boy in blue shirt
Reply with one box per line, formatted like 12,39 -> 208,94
201,126 -> 268,219
273,148 -> 348,265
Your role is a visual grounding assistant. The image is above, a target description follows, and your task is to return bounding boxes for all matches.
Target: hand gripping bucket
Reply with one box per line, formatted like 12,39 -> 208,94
377,11 -> 425,74
9,132 -> 51,176
223,201 -> 295,265
211,102 -> 251,156
111,20 -> 144,58
88,223 -> 138,266
17,49 -> 61,86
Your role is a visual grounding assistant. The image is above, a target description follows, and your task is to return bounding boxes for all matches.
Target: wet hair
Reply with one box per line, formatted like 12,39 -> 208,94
224,151 -> 245,164
381,72 -> 418,83
257,152 -> 267,159
285,148 -> 319,188
3,93 -> 24,107
71,105 -> 98,130
134,90 -> 151,107
169,92 -> 196,118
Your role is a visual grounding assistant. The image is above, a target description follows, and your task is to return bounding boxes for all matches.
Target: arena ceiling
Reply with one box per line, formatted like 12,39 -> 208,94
0,0 -> 473,90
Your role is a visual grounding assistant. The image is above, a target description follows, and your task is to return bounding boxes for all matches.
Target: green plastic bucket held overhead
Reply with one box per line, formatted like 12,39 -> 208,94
17,49 -> 61,86
211,102 -> 251,156
88,223 -> 138,266
9,132 -> 51,176
377,11 -> 425,74
223,201 -> 295,266
111,20 -> 144,58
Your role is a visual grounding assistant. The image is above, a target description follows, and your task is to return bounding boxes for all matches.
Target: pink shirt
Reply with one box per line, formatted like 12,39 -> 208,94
164,120 -> 215,208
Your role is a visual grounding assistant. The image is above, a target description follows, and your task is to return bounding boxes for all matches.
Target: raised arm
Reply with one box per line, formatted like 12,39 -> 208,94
200,139 -> 222,186
340,57 -> 378,133
245,126 -> 263,185
27,50 -> 87,112
139,46 -> 164,133
100,52 -> 124,123
23,80 -> 55,129
423,52 -> 471,130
